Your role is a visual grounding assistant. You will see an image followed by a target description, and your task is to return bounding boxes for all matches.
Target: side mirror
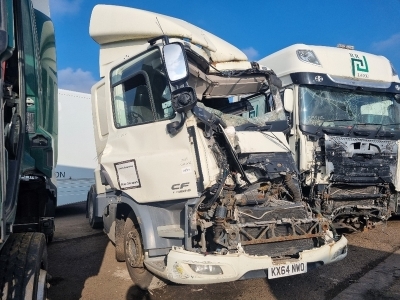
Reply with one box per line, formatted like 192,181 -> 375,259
283,89 -> 294,113
163,43 -> 189,85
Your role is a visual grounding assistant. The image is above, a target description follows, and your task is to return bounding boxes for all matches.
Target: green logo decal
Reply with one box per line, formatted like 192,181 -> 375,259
350,54 -> 369,77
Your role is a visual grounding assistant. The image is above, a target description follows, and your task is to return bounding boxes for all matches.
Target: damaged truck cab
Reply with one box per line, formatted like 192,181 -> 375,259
88,5 -> 347,288
259,44 -> 400,231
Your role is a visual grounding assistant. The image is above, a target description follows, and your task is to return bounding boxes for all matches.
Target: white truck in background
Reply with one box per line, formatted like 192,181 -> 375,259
259,44 -> 400,231
86,5 -> 347,289
56,89 -> 96,206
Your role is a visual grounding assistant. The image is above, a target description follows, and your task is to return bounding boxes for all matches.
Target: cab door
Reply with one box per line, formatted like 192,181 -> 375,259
100,47 -> 198,203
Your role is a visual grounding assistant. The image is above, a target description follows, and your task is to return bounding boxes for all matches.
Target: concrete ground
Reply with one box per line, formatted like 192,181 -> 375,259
47,202 -> 400,300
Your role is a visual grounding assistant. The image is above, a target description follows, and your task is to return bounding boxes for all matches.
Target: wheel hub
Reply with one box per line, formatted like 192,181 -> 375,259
126,231 -> 143,268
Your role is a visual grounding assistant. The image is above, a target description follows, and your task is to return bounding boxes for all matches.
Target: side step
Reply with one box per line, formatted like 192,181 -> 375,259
157,225 -> 184,238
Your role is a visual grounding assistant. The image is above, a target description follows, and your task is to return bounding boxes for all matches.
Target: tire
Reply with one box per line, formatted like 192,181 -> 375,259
115,218 -> 125,262
0,232 -> 48,300
124,212 -> 153,290
87,185 -> 103,229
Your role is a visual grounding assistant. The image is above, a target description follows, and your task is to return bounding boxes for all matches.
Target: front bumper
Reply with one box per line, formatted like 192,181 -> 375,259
145,235 -> 348,284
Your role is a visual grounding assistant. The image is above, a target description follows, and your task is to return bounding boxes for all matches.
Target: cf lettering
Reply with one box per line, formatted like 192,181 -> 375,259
171,182 -> 190,190
180,182 -> 189,189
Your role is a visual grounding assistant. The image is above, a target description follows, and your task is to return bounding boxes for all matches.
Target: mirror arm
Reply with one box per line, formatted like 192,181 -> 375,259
166,112 -> 186,136
192,105 -> 226,130
171,86 -> 197,113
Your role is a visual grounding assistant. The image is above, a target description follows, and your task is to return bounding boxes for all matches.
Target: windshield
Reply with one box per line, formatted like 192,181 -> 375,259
200,85 -> 286,128
299,85 -> 400,130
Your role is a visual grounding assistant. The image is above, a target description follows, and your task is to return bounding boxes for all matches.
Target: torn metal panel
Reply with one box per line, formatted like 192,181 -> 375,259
187,61 -> 266,98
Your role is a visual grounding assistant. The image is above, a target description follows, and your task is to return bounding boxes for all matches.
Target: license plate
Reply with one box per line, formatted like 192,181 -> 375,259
268,262 -> 307,279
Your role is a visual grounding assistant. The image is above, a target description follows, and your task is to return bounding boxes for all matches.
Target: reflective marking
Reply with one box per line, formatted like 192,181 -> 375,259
114,159 -> 141,190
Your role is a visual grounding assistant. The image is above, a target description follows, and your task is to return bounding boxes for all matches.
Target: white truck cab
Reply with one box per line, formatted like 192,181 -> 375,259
259,44 -> 400,231
87,6 -> 347,288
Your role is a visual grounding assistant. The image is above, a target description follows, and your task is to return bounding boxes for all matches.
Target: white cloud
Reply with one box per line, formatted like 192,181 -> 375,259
242,47 -> 259,61
58,68 -> 96,93
371,33 -> 400,52
49,0 -> 83,16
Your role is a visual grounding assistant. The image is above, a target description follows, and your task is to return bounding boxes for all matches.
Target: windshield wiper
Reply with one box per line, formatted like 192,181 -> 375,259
376,123 -> 400,138
345,123 -> 385,138
321,128 -> 345,135
352,130 -> 371,136
315,119 -> 353,135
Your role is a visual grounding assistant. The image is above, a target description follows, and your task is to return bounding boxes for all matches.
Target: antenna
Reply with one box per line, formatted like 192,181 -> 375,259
153,17 -> 169,45
156,17 -> 165,35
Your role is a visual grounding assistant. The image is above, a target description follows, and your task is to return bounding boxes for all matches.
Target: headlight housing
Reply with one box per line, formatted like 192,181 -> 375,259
189,264 -> 223,275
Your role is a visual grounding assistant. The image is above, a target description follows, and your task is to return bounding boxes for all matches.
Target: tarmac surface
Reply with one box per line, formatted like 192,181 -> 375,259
333,248 -> 400,300
47,202 -> 400,300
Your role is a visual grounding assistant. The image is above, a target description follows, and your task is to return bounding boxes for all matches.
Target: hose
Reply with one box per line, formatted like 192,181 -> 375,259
284,173 -> 302,203
199,168 -> 229,210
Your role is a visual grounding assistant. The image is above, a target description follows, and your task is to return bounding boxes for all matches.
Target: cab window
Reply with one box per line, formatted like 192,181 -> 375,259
110,48 -> 174,128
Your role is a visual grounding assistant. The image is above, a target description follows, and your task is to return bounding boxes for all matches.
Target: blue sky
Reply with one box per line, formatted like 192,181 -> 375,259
49,0 -> 400,93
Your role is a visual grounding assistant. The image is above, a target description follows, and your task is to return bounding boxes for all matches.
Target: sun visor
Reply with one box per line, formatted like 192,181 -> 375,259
89,5 -> 192,45
203,74 -> 266,98
90,5 -> 249,77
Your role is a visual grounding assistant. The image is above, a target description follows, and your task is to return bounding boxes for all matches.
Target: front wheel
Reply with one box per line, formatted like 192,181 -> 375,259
124,212 -> 154,290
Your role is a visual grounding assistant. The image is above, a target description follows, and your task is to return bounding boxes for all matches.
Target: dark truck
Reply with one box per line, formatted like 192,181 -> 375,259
0,0 -> 57,298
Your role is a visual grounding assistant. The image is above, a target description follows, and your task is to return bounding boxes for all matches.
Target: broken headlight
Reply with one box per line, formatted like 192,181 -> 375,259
189,264 -> 223,275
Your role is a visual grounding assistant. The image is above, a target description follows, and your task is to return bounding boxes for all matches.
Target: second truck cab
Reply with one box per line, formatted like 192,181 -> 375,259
259,44 -> 400,231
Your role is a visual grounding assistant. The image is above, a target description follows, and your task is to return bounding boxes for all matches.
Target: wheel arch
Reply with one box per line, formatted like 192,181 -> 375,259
116,199 -> 157,251
117,194 -> 185,252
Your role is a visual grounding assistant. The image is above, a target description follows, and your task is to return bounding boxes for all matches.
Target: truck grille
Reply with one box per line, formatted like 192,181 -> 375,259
237,204 -> 323,257
243,238 -> 315,257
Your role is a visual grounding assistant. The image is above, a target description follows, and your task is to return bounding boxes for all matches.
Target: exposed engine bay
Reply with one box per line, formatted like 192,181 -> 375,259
170,46 -> 340,257
188,120 -> 334,258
